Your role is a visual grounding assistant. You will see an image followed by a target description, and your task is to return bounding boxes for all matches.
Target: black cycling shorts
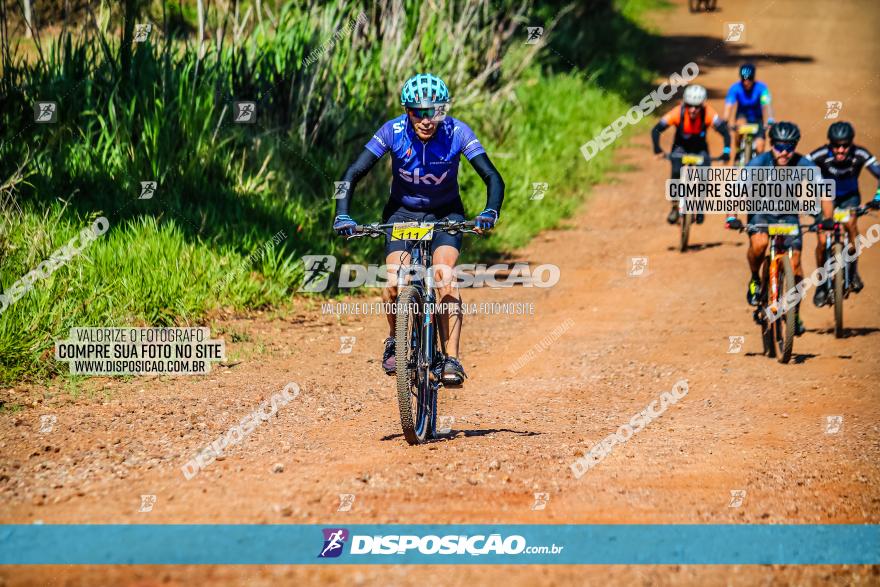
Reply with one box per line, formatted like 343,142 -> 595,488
381,200 -> 466,257
670,148 -> 711,180
746,213 -> 803,250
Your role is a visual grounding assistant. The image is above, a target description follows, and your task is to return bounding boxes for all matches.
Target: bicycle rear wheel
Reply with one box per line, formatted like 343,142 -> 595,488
395,286 -> 434,444
832,242 -> 845,338
775,256 -> 796,363
680,212 -> 691,252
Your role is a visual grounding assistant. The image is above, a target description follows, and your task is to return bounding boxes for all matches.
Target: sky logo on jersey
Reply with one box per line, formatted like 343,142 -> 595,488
398,168 -> 449,185
318,528 -> 349,558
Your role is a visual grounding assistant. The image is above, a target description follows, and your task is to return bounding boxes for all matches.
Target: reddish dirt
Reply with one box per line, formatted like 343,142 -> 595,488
2,0 -> 879,584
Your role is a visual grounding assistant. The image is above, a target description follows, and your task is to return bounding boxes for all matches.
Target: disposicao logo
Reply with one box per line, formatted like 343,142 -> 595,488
318,528 -> 349,558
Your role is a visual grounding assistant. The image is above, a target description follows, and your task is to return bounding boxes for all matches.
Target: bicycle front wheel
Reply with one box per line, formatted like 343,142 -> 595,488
832,242 -> 845,338
395,286 -> 434,444
760,258 -> 776,357
775,255 -> 796,363
680,212 -> 692,252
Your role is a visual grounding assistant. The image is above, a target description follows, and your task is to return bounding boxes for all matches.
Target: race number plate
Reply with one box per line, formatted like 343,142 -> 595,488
681,154 -> 704,165
739,123 -> 759,135
391,222 -> 434,241
768,224 -> 799,236
833,209 -> 853,223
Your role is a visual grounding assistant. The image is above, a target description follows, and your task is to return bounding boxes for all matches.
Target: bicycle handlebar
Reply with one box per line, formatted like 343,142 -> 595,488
345,219 -> 480,240
726,204 -> 877,233
727,221 -> 818,234
664,153 -> 727,162
802,204 -> 876,232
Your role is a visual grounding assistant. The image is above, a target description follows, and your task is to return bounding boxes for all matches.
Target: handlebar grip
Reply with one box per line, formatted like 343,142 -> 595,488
346,225 -> 382,238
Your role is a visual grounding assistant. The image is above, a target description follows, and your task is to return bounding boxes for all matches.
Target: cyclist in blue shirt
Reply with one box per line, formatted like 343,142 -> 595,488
725,122 -> 830,336
723,63 -> 775,161
333,73 -> 505,385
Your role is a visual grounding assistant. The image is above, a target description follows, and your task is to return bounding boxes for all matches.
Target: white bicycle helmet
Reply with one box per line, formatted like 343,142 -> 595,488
683,84 -> 707,106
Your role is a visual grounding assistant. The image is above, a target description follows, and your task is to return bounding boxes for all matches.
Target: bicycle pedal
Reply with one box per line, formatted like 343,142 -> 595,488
431,362 -> 445,381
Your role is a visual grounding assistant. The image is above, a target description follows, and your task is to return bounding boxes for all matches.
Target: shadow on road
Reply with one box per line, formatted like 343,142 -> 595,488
814,327 -> 880,339
666,241 -> 724,252
658,36 -> 815,76
381,428 -> 540,442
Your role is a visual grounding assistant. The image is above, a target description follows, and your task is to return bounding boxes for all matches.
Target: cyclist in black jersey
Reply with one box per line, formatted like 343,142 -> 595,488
806,122 -> 880,306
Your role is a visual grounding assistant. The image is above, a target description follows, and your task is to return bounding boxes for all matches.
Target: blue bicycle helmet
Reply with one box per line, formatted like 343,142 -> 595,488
740,63 -> 756,80
400,73 -> 450,108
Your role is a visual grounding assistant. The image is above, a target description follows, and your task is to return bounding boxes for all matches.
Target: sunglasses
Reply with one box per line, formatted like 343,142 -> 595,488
772,142 -> 797,153
831,142 -> 851,151
408,105 -> 447,120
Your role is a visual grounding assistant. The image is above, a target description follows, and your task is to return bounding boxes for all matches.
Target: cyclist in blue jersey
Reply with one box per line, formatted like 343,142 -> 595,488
722,63 -> 775,159
333,73 -> 505,385
725,122 -> 830,336
806,121 -> 880,306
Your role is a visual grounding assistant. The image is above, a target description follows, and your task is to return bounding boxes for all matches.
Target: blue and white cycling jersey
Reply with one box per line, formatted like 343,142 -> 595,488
365,114 -> 486,211
746,151 -> 817,224
725,80 -> 771,122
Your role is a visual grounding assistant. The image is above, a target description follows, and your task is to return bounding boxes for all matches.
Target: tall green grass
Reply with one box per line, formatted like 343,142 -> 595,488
0,0 -> 661,384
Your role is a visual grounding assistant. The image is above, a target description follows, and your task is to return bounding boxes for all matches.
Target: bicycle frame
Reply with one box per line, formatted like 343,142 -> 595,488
736,124 -> 760,167
825,211 -> 853,293
765,234 -> 791,314
396,236 -> 445,384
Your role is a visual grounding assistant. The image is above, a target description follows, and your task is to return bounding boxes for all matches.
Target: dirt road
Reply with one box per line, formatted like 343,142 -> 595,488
2,0 -> 879,584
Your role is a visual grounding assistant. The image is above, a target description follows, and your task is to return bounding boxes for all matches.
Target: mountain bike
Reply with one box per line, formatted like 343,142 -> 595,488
348,219 -> 478,444
666,152 -> 724,252
811,204 -> 876,337
689,0 -> 717,12
730,221 -> 814,363
734,123 -> 761,166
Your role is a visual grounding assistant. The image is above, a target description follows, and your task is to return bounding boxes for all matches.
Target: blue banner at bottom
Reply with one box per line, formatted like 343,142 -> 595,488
1,524 -> 877,565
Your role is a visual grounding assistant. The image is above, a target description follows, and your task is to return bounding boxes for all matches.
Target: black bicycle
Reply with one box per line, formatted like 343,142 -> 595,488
811,204 -> 876,337
348,219 -> 479,444
666,152 -> 725,251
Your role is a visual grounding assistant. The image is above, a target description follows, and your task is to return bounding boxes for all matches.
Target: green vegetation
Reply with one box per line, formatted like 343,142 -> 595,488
0,0 -> 662,384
